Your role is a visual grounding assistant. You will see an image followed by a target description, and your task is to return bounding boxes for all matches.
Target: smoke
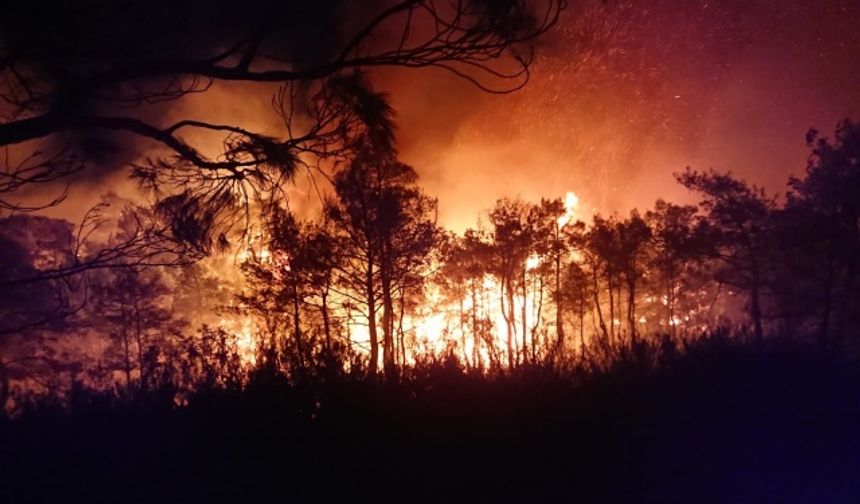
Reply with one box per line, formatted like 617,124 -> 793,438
386,0 -> 860,230
9,0 -> 860,233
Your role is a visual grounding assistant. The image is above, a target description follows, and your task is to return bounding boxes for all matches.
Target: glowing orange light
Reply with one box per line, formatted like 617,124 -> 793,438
557,191 -> 580,227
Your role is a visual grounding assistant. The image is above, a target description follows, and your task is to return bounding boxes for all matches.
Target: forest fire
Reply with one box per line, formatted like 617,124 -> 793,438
219,191 -> 582,367
3,0 -> 860,501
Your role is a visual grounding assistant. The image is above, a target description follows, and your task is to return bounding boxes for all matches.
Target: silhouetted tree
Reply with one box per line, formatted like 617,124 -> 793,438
326,143 -> 440,375
645,200 -> 712,338
561,259 -> 591,360
677,168 -> 776,343
90,266 -> 181,389
530,198 -> 569,360
784,119 -> 860,349
487,198 -> 534,367
0,214 -> 80,410
614,211 -> 651,341
439,229 -> 498,368
586,215 -> 619,345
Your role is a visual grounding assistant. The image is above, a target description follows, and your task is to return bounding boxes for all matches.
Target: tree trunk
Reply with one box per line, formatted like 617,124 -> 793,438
750,280 -> 763,344
521,266 -> 528,365
592,263 -> 609,345
459,296 -> 469,368
744,232 -> 764,344
471,279 -> 482,369
366,263 -> 379,375
381,264 -> 395,378
320,288 -> 332,356
555,252 -> 564,358
532,277 -> 544,363
398,292 -> 407,367
292,286 -> 305,369
121,302 -> 132,387
579,282 -> 586,360
502,277 -> 515,369
133,296 -> 146,389
626,273 -> 637,344
607,271 -> 615,344
666,262 -> 676,339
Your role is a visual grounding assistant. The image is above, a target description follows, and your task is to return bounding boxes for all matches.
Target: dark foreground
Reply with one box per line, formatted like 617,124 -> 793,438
2,336 -> 859,503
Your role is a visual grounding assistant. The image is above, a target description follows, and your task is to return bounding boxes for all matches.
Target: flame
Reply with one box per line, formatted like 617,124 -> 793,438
557,191 -> 580,228
346,189 -> 586,367
224,189 -> 598,368
218,315 -> 258,366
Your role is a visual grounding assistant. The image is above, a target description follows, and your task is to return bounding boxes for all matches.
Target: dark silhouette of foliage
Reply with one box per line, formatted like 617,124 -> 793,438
0,0 -> 565,238
677,168 -> 776,343
2,334 -> 859,502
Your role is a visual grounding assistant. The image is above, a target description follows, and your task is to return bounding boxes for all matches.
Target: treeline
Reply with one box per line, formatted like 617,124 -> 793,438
2,120 -> 860,405
234,118 -> 860,375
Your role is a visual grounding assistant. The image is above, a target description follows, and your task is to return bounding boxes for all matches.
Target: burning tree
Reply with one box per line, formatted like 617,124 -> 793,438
325,142 -> 441,375
0,0 -> 566,394
644,200 -> 713,338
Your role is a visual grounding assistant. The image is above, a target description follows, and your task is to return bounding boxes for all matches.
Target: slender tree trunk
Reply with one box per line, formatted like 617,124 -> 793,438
133,296 -> 146,388
521,266 -> 528,365
292,285 -> 305,369
579,282 -> 586,360
592,263 -> 609,344
381,285 -> 395,376
606,271 -> 615,344
555,252 -> 564,358
459,296 -> 469,368
122,331 -> 132,387
397,288 -> 407,367
750,280 -> 763,344
366,262 -> 379,375
666,262 -> 676,339
471,279 -> 481,369
380,253 -> 395,377
744,233 -> 764,344
121,302 -> 132,387
626,273 -> 637,343
616,279 -> 623,343
532,277 -> 544,363
320,288 -> 332,356
502,277 -> 515,368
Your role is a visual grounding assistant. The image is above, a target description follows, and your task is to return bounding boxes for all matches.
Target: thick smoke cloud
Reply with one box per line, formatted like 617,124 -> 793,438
10,0 -> 860,232
387,0 -> 860,230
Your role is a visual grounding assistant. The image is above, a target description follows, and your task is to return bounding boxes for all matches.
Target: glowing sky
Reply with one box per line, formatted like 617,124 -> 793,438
385,0 -> 860,231
19,0 -> 860,234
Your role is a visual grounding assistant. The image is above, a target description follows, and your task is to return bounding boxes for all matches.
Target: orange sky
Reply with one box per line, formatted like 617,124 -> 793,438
384,0 -> 860,231
17,0 -> 860,235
